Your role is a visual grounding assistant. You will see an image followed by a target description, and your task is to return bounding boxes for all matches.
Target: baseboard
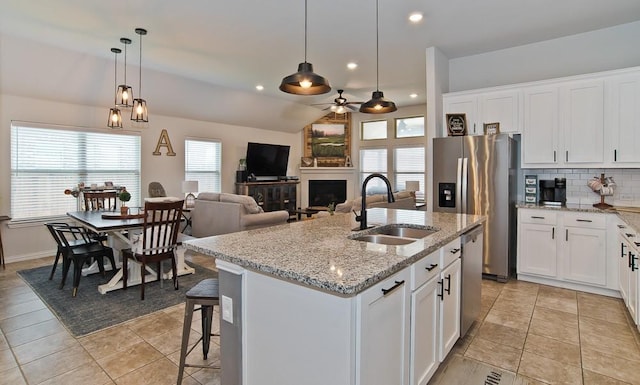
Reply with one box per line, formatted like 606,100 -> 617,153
5,249 -> 55,264
517,274 -> 621,298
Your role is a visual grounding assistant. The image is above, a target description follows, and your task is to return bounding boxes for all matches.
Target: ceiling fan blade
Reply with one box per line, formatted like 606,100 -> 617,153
322,106 -> 332,111
345,104 -> 359,111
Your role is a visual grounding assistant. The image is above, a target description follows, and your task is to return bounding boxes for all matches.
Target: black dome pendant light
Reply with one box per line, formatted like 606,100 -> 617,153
279,0 -> 331,95
360,0 -> 397,114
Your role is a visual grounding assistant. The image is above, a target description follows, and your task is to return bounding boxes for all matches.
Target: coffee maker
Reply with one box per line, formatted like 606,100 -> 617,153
539,178 -> 566,206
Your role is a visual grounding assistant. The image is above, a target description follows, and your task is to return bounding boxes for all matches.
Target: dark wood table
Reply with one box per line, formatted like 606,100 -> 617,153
67,211 -> 194,294
0,215 -> 11,269
292,207 -> 319,220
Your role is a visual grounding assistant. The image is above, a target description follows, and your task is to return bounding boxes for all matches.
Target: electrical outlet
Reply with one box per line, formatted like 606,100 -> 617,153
222,295 -> 233,324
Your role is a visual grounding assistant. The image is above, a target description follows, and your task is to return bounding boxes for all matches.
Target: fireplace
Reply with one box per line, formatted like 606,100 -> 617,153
308,180 -> 347,208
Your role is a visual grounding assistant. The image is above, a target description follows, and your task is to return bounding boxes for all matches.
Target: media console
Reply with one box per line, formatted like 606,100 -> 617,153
235,181 -> 299,214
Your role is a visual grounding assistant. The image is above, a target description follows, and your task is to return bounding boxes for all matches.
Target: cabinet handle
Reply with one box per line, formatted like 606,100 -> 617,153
566,229 -> 568,241
626,233 -> 635,238
576,219 -> 592,223
618,224 -> 626,229
629,251 -> 634,269
450,248 -> 460,254
444,274 -> 451,295
566,150 -> 568,162
531,216 -> 545,219
437,279 -> 444,300
632,254 -> 638,272
425,263 -> 438,271
553,150 -> 556,162
381,280 -> 405,296
473,123 -> 476,134
621,242 -> 627,258
614,149 -> 617,162
552,227 -> 555,239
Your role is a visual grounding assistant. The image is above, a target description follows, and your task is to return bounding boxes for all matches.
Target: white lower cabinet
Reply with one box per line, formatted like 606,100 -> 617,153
618,227 -> 639,324
358,268 -> 411,385
517,210 -> 558,277
410,275 -> 439,385
563,217 -> 607,286
439,258 -> 461,361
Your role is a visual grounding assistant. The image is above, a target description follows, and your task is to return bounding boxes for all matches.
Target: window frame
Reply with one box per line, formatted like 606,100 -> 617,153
184,137 -> 222,195
394,115 -> 425,139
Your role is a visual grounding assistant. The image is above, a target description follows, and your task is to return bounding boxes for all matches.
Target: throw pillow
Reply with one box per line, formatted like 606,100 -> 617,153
220,193 -> 264,214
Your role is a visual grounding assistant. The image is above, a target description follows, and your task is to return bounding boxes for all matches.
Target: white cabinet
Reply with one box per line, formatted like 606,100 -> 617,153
561,80 -> 605,164
442,90 -> 519,136
358,268 -> 411,385
609,74 -> 640,165
517,210 -> 558,278
522,86 -> 560,165
617,226 -> 639,324
410,275 -> 439,385
563,212 -> 607,286
618,230 -> 632,305
439,258 -> 461,361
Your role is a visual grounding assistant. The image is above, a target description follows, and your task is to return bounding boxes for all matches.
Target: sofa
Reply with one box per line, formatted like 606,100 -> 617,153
191,192 -> 290,238
334,190 -> 417,213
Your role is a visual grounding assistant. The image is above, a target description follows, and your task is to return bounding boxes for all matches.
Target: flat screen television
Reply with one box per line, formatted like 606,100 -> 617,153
245,142 -> 290,179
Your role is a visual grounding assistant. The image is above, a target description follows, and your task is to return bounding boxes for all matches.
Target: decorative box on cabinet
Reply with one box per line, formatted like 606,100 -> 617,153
235,181 -> 298,214
442,90 -> 520,136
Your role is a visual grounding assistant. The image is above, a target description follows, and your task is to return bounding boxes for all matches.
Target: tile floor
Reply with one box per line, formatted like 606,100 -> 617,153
1,255 -> 640,385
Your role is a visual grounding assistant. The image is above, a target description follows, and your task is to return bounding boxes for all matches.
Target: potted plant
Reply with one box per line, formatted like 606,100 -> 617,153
118,190 -> 131,215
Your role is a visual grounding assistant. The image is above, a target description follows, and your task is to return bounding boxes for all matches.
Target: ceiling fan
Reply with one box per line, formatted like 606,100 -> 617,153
313,89 -> 363,114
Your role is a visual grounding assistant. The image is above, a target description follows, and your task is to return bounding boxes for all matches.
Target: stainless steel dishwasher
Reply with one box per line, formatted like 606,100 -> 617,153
461,224 -> 483,337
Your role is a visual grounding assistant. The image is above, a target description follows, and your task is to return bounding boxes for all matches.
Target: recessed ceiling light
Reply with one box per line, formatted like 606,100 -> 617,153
255,85 -> 264,91
410,93 -> 418,98
409,13 -> 423,23
347,62 -> 358,70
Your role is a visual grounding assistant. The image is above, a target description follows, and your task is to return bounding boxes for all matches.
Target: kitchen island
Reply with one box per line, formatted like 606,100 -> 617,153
184,208 -> 485,385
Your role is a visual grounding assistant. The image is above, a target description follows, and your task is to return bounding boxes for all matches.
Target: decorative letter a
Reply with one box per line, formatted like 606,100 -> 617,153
153,129 -> 176,156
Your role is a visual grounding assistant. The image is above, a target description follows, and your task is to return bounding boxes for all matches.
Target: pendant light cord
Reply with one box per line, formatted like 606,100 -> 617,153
304,0 -> 308,63
123,42 -> 127,86
113,51 -> 118,104
138,33 -> 143,97
375,0 -> 379,92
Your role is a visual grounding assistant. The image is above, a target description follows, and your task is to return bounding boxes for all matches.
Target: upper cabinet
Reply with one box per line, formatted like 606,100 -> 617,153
443,90 -> 520,136
444,66 -> 640,169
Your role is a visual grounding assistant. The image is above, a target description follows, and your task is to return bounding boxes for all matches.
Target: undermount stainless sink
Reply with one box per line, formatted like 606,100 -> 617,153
369,225 -> 438,239
349,225 -> 439,245
350,234 -> 416,245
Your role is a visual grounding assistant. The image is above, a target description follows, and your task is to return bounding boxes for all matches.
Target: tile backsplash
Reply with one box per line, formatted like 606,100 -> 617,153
520,168 -> 640,206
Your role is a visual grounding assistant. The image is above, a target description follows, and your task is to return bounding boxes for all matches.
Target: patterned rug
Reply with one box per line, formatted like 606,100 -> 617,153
17,262 -> 217,337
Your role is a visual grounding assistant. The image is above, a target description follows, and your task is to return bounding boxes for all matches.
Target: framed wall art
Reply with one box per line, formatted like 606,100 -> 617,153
446,113 -> 467,136
483,122 -> 500,135
303,112 -> 352,167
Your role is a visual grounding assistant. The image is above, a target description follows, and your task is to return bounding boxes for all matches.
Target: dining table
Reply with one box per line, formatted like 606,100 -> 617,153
67,210 -> 195,294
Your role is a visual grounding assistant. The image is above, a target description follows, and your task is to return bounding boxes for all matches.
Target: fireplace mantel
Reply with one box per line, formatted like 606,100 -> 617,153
299,167 -> 357,209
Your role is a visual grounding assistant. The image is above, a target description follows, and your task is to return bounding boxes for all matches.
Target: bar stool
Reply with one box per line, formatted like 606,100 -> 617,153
177,278 -> 220,384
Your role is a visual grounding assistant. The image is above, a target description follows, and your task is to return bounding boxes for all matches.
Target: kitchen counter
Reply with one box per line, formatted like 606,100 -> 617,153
516,202 -> 612,213
184,208 -> 484,296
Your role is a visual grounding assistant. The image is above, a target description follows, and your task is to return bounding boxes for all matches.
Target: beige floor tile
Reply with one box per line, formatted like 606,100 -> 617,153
146,325 -> 202,356
514,374 -> 552,385
190,368 -> 221,385
583,369 -> 633,385
498,290 -> 539,305
578,294 -> 628,326
464,336 -> 522,372
79,326 -> 144,361
582,347 -> 640,385
518,351 -> 582,385
529,310 -> 579,345
0,290 -> 40,307
97,341 -> 163,379
481,280 -> 504,299
505,280 -> 540,293
579,315 -> 635,341
0,298 -> 46,320
580,328 -> 640,362
0,347 -> 18,372
166,342 -> 220,377
12,331 -> 78,365
532,306 -> 578,326
114,357 -> 180,385
0,308 -> 56,333
0,332 -> 8,351
21,344 -> 94,385
535,295 -> 578,315
127,312 -> 183,341
38,360 -> 112,385
538,284 -> 577,299
476,321 -> 528,350
484,308 -> 532,331
491,297 -> 536,317
6,318 -> 67,347
0,366 -> 27,385
523,333 -> 581,367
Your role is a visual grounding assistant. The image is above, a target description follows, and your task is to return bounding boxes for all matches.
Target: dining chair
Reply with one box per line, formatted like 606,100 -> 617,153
122,199 -> 184,300
54,225 -> 116,297
45,222 -> 83,280
83,191 -> 118,211
148,182 -> 167,198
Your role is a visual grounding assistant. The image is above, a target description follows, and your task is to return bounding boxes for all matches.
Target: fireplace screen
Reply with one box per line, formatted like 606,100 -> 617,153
308,180 -> 347,208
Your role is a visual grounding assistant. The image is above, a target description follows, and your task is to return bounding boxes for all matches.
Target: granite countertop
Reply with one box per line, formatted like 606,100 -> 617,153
617,211 -> 640,234
516,202 -> 613,213
184,208 -> 485,297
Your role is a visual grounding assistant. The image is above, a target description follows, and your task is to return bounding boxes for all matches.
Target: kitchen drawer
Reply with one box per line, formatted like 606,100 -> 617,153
411,249 -> 440,290
563,212 -> 606,229
519,209 -> 557,225
441,238 -> 462,268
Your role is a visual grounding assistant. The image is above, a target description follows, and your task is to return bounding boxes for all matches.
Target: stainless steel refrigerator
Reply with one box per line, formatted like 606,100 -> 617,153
433,134 -> 517,281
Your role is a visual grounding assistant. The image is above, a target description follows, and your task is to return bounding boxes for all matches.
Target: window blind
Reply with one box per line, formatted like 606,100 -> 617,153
359,148 -> 388,193
10,123 -> 141,221
185,138 -> 222,193
394,146 -> 425,195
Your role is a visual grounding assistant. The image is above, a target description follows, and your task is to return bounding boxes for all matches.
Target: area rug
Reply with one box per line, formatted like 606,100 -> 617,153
17,263 -> 217,337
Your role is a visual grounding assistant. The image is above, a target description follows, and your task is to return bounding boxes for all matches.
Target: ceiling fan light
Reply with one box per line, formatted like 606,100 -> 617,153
359,90 -> 397,114
280,62 -> 331,95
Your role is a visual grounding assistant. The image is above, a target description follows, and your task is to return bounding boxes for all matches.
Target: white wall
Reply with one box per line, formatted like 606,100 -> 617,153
448,20 -> 640,92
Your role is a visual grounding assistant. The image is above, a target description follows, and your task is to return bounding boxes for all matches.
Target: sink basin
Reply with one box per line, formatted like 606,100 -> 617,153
369,225 -> 438,239
350,234 -> 416,245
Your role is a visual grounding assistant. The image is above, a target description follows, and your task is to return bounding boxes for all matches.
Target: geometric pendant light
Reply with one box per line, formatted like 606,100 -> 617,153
116,37 -> 133,108
360,0 -> 397,114
108,47 -> 123,128
131,28 -> 148,122
279,0 -> 331,95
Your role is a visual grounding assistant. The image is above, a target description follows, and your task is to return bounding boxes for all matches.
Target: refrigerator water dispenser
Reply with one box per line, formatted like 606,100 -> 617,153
438,182 -> 456,208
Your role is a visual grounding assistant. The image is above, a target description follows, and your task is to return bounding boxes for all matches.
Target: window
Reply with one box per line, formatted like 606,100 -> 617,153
394,147 -> 425,200
359,148 -> 388,193
10,122 -> 141,221
395,116 -> 424,138
361,120 -> 387,140
185,138 -> 222,193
